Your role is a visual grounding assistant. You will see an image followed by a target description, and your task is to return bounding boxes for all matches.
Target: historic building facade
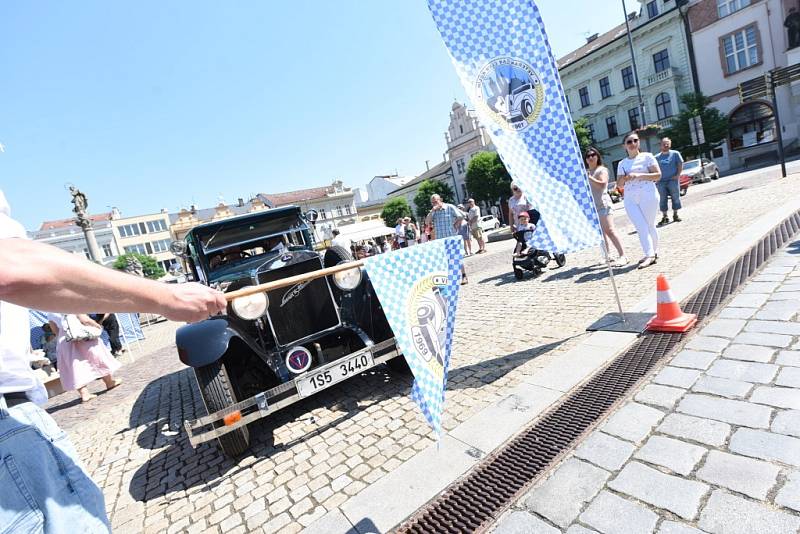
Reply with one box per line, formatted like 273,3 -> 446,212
559,0 -> 696,175
445,102 -> 495,203
31,212 -> 119,265
688,0 -> 800,170
111,211 -> 178,273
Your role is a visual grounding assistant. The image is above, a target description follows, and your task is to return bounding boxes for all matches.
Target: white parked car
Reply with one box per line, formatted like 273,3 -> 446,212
477,215 -> 501,232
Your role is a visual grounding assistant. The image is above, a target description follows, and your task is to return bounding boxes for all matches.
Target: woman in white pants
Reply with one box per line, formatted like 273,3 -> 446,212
616,131 -> 662,269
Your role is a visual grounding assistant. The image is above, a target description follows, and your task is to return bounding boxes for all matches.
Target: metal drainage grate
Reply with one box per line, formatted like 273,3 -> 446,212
396,212 -> 800,534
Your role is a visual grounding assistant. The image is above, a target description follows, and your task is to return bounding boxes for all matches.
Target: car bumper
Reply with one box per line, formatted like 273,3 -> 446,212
183,338 -> 400,448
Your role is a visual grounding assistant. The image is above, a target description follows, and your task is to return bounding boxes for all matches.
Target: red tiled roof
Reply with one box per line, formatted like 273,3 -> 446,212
260,186 -> 334,206
39,212 -> 113,231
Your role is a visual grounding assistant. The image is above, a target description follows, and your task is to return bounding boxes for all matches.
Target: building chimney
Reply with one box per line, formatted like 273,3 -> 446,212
160,208 -> 167,213
586,33 -> 599,43
425,160 -> 430,171
190,204 -> 197,214
628,11 -> 636,21
237,198 -> 244,207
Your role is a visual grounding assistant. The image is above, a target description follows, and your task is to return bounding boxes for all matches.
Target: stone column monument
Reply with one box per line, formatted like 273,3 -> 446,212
69,185 -> 103,263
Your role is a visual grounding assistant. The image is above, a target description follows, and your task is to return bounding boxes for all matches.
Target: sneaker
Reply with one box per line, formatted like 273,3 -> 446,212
672,213 -> 682,222
657,216 -> 670,227
612,256 -> 629,267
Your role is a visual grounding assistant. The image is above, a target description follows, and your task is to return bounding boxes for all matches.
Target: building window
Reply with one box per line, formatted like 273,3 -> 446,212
599,77 -> 612,99
318,208 -> 326,219
717,0 -> 750,18
139,222 -> 148,234
653,49 -> 670,73
102,243 -> 113,257
151,239 -> 171,253
124,244 -> 147,255
84,248 -> 90,260
722,26 -> 759,74
655,93 -> 673,120
621,66 -> 635,90
456,158 -> 466,174
729,101 -> 775,151
628,107 -> 641,130
587,123 -> 596,143
344,205 -> 352,215
579,86 -> 591,107
146,219 -> 167,233
335,206 -> 343,217
606,116 -> 618,138
119,223 -> 141,237
566,94 -> 571,109
461,183 -> 468,199
647,0 -> 658,18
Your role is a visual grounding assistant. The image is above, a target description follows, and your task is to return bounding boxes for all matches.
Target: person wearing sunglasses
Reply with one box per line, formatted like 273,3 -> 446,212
584,147 -> 627,267
616,131 -> 662,269
508,181 -> 534,233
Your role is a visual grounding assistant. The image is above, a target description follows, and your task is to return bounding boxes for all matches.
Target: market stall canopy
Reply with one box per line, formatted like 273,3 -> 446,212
336,220 -> 394,242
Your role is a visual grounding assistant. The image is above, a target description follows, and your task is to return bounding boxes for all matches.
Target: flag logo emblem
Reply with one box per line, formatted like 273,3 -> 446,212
475,57 -> 544,131
407,274 -> 449,377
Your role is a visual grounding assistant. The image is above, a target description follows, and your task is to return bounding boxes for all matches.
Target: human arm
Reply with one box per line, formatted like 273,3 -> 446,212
676,153 -> 683,180
587,167 -> 609,188
0,238 -> 226,323
627,154 -> 661,182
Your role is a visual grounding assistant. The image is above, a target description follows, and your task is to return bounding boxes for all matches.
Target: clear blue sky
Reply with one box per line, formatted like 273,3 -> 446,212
1,0 -> 627,230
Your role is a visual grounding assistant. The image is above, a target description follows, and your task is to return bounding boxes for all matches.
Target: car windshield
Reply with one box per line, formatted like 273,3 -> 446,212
683,160 -> 700,170
197,212 -> 306,253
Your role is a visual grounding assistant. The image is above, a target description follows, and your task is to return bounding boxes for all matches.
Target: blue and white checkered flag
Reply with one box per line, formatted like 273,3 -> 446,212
363,237 -> 463,436
428,0 -> 602,253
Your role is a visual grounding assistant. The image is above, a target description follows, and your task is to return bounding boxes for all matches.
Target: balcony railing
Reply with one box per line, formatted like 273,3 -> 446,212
655,117 -> 676,129
645,67 -> 681,87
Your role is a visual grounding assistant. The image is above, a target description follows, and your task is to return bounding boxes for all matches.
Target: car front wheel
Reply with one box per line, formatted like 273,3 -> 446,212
195,360 -> 251,457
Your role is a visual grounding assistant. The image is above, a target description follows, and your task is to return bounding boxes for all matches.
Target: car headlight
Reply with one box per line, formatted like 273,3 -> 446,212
231,291 -> 268,320
332,265 -> 363,290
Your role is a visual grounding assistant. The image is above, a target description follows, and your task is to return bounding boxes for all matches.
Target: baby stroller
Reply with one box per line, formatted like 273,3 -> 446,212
511,209 -> 566,280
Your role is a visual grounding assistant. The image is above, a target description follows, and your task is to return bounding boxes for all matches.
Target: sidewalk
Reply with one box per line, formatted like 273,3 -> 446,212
491,243 -> 800,533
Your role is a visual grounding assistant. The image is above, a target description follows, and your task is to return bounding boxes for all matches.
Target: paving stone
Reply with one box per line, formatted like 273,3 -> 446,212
684,336 -> 730,353
691,376 -> 753,399
565,526 -> 598,534
732,332 -> 793,348
720,344 -> 775,363
777,351 -> 800,367
670,350 -> 717,370
657,521 -> 704,534
772,409 -> 800,437
579,490 -> 658,534
634,384 -> 685,409
492,511 -> 560,534
728,428 -> 800,466
776,367 -> 800,388
771,290 -> 800,300
750,386 -> 800,409
754,300 -> 800,321
706,360 -> 778,384
573,432 -> 636,472
741,281 -> 781,293
727,293 -> 769,308
718,307 -> 756,319
744,319 -> 800,336
677,394 -> 772,428
633,435 -> 707,476
657,413 -> 731,447
698,490 -> 800,534
523,458 -> 610,528
601,403 -> 665,444
701,319 -> 746,339
608,462 -> 709,520
652,367 -> 701,389
696,450 -> 780,499
751,274 -> 785,283
775,470 -> 800,512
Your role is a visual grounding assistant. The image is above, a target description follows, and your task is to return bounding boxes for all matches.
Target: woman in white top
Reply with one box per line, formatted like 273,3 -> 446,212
616,131 -> 662,269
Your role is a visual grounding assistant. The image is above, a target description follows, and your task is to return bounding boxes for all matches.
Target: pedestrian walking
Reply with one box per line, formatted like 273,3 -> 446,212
425,194 -> 468,284
585,147 -> 628,267
394,218 -> 408,248
0,188 -> 226,532
90,312 -> 124,356
457,204 -> 472,255
654,137 -> 684,226
467,198 -> 486,253
617,131 -> 662,269
403,217 -> 418,246
47,313 -> 122,403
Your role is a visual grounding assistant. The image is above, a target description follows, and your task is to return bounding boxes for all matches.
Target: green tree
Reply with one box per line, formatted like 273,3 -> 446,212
113,253 -> 166,280
573,117 -> 595,154
413,179 -> 455,220
465,151 -> 512,204
380,197 -> 412,227
661,92 -> 728,159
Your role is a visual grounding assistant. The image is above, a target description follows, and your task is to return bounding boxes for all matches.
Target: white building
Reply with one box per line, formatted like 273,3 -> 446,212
110,210 -> 177,273
30,212 -> 120,265
363,175 -> 414,202
688,0 -> 800,170
558,0 -> 696,174
445,102 -> 495,203
260,180 -> 358,240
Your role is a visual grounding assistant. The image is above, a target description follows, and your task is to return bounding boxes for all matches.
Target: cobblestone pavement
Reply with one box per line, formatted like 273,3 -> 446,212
45,171 -> 799,533
492,243 -> 800,533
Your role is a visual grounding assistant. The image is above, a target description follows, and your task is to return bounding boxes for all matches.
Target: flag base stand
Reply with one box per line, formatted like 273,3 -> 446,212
586,312 -> 651,333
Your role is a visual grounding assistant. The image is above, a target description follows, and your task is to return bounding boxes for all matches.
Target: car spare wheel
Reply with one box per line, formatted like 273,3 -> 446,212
195,360 -> 251,457
324,245 -> 354,268
386,354 -> 412,374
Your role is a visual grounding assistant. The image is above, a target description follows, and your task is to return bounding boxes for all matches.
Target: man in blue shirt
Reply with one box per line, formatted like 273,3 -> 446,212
654,137 -> 684,226
425,194 -> 468,284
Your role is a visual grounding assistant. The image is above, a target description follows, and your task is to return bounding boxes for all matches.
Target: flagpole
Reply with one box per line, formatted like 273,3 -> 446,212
600,241 -> 626,322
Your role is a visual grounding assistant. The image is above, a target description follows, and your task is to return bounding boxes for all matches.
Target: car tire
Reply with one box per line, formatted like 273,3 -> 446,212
712,171 -> 719,180
680,187 -> 688,197
324,245 -> 354,267
514,268 -> 524,280
386,354 -> 412,375
194,360 -> 251,458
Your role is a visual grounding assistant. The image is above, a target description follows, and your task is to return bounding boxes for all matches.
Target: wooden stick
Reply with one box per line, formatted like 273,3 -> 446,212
225,260 -> 366,301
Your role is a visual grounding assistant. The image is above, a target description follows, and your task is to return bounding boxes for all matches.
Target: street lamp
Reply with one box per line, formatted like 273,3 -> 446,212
621,0 -> 651,152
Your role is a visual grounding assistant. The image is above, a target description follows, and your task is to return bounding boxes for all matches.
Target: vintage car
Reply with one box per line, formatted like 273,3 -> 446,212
171,206 -> 407,457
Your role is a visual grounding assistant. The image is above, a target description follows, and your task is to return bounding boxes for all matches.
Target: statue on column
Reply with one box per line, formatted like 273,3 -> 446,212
69,186 -> 91,229
123,256 -> 145,277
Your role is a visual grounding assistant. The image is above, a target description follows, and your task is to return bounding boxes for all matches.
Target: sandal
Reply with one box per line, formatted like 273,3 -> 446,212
81,394 -> 97,403
638,256 -> 657,269
106,378 -> 123,391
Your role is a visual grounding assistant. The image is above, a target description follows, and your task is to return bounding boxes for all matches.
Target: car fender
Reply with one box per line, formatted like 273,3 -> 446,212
176,317 -> 246,368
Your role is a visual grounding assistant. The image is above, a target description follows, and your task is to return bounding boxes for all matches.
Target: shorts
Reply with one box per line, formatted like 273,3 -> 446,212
459,225 -> 469,239
470,226 -> 484,239
597,206 -> 612,217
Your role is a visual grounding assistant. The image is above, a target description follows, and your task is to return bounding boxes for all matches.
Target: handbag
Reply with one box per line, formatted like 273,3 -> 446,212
63,314 -> 102,342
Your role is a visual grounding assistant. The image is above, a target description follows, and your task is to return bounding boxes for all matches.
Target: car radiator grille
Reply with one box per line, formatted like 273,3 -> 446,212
258,258 -> 339,346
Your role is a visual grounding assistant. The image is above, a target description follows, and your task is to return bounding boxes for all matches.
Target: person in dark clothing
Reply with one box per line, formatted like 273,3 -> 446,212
90,313 -> 124,355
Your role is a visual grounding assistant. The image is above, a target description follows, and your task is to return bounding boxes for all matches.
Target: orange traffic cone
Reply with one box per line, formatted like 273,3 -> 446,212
646,274 -> 697,333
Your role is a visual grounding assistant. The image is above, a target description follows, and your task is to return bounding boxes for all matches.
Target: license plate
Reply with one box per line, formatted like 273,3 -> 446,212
295,351 -> 374,397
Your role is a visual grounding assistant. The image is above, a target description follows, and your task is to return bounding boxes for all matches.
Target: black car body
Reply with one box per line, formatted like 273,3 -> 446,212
173,206 -> 403,456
